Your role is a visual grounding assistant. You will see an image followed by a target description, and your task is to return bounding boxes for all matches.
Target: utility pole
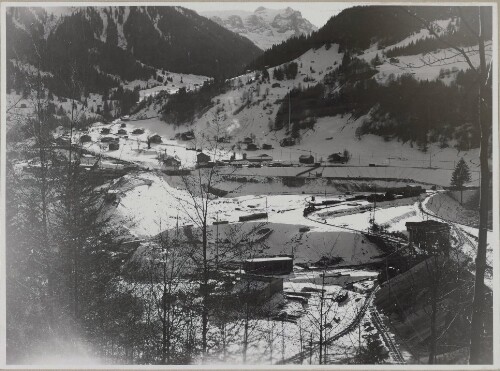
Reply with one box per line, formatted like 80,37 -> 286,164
371,184 -> 377,231
288,88 -> 291,132
216,211 -> 219,270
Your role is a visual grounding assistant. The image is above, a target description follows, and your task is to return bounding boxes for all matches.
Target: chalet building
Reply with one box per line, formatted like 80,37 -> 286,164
101,128 -> 110,134
328,152 -> 348,163
262,143 -> 273,150
242,137 -> 253,144
406,220 -> 451,255
246,143 -> 258,151
299,154 -> 314,164
117,129 -> 127,135
243,256 -> 293,275
109,142 -> 120,151
101,136 -> 116,143
179,131 -> 195,141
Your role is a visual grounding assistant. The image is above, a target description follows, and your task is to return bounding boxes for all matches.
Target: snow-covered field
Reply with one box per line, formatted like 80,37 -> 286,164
125,71 -> 211,101
75,120 -> 237,169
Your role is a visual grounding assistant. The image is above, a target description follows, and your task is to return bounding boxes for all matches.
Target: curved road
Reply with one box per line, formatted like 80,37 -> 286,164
276,198 -> 409,365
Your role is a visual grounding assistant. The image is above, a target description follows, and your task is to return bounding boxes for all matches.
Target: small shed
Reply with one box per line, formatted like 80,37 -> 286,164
101,136 -> 115,143
117,129 -> 127,135
132,128 -> 145,134
149,134 -> 162,144
248,154 -> 273,163
80,134 -> 92,143
101,128 -> 110,134
197,152 -> 211,164
280,137 -> 295,147
262,143 -> 273,150
80,154 -> 97,166
299,154 -> 314,164
244,256 -> 293,275
109,142 -> 120,151
243,137 -> 253,144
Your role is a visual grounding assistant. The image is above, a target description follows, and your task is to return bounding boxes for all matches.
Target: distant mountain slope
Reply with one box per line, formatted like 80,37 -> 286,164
201,7 -> 317,50
247,5 -> 492,71
6,6 -> 262,98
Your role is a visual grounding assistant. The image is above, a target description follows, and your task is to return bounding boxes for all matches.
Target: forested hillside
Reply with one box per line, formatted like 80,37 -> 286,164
247,6 -> 492,70
6,6 -> 262,99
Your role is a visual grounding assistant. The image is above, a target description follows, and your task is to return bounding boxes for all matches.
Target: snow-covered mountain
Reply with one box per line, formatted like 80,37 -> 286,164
201,7 -> 317,50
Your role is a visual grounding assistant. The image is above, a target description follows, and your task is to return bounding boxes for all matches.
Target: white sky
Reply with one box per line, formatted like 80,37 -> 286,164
40,2 -> 353,28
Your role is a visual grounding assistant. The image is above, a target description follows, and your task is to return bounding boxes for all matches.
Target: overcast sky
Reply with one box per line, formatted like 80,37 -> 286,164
178,2 -> 351,28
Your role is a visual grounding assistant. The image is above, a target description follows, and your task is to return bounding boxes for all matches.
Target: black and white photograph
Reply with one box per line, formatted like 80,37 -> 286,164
1,1 -> 498,367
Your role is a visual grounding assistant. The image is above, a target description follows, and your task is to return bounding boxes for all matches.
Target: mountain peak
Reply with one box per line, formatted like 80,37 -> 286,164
203,7 -> 317,50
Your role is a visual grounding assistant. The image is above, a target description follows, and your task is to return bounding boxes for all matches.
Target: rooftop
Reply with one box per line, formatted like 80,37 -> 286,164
246,257 -> 293,262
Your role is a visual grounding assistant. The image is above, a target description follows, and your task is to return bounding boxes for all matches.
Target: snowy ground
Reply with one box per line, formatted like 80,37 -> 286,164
125,70 -> 211,102
74,120 -> 236,170
105,169 -> 387,267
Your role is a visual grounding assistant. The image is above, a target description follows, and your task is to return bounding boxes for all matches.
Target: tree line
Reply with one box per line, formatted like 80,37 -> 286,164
273,58 -> 487,152
246,6 -> 489,72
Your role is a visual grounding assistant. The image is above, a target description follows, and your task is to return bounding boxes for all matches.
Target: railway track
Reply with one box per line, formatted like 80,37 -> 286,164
370,307 -> 406,364
293,200 -> 411,365
277,286 -> 379,365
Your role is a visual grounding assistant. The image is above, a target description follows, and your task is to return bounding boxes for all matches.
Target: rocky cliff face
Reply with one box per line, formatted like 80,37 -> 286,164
203,7 -> 317,50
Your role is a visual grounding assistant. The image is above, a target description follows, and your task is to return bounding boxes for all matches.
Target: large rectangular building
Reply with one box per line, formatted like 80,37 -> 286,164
243,256 -> 293,275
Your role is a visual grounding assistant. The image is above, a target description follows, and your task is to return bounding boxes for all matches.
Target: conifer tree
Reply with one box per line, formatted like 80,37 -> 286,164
451,157 -> 471,204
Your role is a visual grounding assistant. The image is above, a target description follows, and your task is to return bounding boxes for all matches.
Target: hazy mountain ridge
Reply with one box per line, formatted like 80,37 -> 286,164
202,7 -> 317,50
6,6 -> 262,99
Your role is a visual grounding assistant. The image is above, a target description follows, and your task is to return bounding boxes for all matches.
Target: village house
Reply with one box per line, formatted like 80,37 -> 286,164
246,143 -> 258,151
242,137 -> 253,144
158,153 -> 181,170
328,152 -> 348,163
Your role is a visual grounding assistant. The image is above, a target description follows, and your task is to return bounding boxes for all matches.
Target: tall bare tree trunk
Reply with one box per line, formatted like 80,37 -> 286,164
201,222 -> 209,361
469,6 -> 491,364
